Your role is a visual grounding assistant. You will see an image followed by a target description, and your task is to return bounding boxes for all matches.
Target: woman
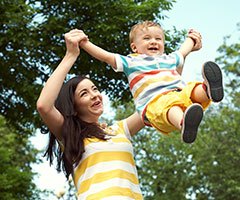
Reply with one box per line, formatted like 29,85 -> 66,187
36,29 -> 144,200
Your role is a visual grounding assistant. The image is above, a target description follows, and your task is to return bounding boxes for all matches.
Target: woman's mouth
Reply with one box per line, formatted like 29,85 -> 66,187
92,100 -> 102,108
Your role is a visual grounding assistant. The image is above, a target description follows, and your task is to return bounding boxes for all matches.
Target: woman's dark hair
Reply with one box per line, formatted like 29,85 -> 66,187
43,75 -> 107,178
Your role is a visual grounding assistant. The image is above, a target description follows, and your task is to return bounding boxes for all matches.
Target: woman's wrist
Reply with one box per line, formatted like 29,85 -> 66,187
65,51 -> 79,60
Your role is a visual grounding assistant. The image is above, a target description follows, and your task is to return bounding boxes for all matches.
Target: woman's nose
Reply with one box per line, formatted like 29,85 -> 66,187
90,91 -> 97,99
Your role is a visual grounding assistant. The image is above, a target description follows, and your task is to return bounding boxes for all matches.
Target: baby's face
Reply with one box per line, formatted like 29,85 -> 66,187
130,26 -> 165,56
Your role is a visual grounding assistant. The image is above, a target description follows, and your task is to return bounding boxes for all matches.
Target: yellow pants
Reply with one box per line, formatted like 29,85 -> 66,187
145,82 -> 211,134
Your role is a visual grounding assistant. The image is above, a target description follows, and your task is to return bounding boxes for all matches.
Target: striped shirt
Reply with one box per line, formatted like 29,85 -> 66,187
114,51 -> 186,116
73,120 -> 143,200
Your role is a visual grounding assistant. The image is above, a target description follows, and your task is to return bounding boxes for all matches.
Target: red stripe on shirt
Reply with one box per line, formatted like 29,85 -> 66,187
129,69 -> 178,89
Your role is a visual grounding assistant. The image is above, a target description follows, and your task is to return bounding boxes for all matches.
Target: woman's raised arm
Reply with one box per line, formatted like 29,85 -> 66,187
36,29 -> 87,140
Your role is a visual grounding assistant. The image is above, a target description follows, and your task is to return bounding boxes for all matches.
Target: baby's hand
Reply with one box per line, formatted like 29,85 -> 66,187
188,29 -> 202,51
78,30 -> 89,47
64,29 -> 88,56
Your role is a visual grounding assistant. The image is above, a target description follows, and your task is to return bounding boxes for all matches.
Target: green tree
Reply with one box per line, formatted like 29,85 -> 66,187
192,22 -> 240,199
216,22 -> 240,106
0,0 -> 43,131
192,106 -> 240,199
0,115 -> 41,199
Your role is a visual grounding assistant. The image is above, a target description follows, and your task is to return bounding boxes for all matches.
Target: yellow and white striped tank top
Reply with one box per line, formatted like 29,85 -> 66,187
73,120 -> 143,200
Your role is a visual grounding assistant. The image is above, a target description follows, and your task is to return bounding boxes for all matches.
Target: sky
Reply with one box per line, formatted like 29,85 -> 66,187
31,0 -> 239,199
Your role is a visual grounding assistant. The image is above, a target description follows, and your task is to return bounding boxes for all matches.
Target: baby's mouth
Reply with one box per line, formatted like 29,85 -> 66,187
148,47 -> 158,51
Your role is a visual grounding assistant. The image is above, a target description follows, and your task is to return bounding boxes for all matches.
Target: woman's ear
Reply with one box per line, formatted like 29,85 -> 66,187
130,43 -> 137,53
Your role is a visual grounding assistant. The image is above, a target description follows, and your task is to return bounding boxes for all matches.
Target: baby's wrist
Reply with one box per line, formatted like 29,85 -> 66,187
79,37 -> 89,47
187,36 -> 196,46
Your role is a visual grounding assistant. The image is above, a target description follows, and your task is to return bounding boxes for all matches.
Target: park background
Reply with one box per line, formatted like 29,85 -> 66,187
1,0 -> 239,199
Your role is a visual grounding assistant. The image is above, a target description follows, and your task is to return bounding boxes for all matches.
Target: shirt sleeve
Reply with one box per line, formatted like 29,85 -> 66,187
113,53 -> 126,72
172,51 -> 184,68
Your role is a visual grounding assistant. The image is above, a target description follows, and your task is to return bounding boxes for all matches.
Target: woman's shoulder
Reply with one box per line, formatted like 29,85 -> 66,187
109,120 -> 131,140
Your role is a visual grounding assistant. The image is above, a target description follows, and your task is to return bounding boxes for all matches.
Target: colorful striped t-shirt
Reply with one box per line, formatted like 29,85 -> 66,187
114,51 -> 186,116
73,120 -> 143,200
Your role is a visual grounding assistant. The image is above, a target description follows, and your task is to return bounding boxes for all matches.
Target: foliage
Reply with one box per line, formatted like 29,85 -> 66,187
0,0 -> 44,131
216,22 -> 240,107
133,129 -> 195,199
0,115 -> 41,199
192,107 -> 240,199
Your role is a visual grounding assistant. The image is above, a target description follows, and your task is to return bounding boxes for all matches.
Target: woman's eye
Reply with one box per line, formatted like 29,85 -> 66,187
80,92 -> 87,97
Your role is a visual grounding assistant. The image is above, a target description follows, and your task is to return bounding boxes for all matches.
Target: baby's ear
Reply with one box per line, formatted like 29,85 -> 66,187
130,43 -> 137,52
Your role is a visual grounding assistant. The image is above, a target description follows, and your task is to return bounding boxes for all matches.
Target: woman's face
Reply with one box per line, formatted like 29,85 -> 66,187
74,78 -> 103,123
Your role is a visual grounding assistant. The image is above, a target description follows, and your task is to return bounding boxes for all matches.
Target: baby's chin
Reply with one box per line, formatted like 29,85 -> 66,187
146,51 -> 162,56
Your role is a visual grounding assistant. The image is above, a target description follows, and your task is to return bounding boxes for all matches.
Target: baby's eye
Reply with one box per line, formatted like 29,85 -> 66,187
156,37 -> 162,40
143,37 -> 150,40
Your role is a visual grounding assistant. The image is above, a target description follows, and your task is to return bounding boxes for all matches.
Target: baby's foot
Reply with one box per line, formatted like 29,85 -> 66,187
202,61 -> 224,102
181,103 -> 203,143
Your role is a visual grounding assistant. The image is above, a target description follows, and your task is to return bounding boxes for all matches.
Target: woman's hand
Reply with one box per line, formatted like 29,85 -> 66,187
64,29 -> 88,56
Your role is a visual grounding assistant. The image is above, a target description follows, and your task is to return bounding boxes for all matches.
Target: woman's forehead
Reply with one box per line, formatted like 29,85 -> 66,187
76,78 -> 95,90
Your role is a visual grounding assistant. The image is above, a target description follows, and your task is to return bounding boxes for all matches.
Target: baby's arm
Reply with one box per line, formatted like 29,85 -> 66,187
179,29 -> 202,58
177,29 -> 202,75
79,31 -> 117,70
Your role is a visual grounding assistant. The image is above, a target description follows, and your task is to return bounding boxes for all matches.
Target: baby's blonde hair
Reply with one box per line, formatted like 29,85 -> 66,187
129,20 -> 165,43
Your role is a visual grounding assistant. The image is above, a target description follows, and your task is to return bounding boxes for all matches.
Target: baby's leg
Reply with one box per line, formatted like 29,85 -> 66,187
191,84 -> 209,103
167,104 -> 203,143
191,62 -> 224,103
167,105 -> 184,130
